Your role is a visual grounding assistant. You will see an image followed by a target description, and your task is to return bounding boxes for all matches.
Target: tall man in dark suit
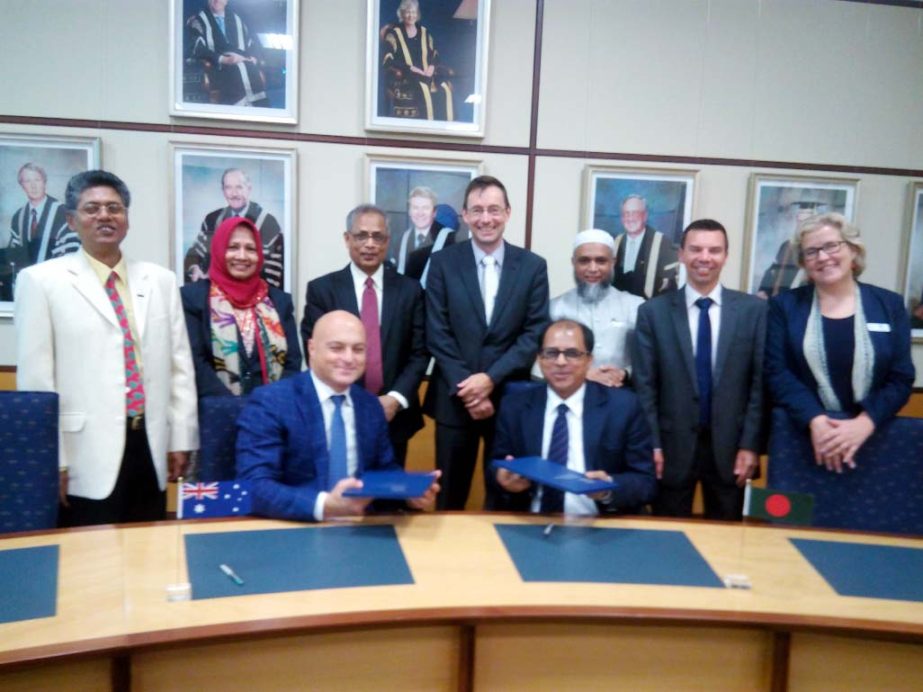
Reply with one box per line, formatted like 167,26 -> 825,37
493,320 -> 656,515
237,310 -> 439,521
300,204 -> 428,466
425,176 -> 550,510
633,219 -> 766,520
611,194 -> 679,299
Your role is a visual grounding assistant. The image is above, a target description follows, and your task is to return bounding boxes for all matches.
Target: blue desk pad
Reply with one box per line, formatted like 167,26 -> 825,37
0,545 -> 59,624
494,524 -> 723,587
790,538 -> 923,603
185,525 -> 414,600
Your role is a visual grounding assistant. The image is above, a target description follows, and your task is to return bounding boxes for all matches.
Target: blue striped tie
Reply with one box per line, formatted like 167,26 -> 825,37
540,403 -> 569,514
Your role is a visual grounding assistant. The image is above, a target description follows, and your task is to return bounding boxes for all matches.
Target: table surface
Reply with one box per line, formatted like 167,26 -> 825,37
2,513 -> 922,666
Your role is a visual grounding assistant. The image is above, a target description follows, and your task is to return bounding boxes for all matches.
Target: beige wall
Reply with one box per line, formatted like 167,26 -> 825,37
2,0 -> 922,380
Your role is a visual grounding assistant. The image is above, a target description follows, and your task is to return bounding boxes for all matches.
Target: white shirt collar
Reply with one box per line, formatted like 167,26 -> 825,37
685,283 -> 723,309
546,383 -> 586,418
471,239 -> 505,267
349,262 -> 384,290
310,370 -> 352,401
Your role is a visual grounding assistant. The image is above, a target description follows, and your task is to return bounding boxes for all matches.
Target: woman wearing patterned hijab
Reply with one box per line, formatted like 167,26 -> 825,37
182,216 -> 301,397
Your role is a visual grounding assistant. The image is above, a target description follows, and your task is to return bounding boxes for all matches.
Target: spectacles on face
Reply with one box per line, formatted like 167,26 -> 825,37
78,202 -> 126,217
538,348 -> 589,362
348,231 -> 389,245
466,206 -> 506,219
802,240 -> 846,261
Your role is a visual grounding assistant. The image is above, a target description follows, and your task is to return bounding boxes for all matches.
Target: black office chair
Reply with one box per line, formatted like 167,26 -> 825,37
767,407 -> 923,535
0,391 -> 59,532
196,395 -> 248,482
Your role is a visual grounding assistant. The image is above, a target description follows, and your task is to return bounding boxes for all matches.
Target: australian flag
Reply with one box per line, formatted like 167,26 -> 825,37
179,481 -> 252,519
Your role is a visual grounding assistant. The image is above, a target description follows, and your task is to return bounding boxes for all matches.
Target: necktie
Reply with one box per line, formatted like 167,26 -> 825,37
482,255 -> 498,324
104,272 -> 145,419
541,403 -> 569,514
215,15 -> 226,36
361,277 -> 384,394
416,232 -> 426,249
29,209 -> 38,240
328,395 -> 348,489
695,297 -> 713,430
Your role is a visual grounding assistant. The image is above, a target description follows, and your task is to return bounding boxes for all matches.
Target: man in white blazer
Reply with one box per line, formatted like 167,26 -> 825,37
15,170 -> 198,526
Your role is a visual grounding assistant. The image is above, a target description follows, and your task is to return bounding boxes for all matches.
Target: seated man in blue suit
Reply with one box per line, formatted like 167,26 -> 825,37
492,319 -> 657,515
236,310 -> 440,520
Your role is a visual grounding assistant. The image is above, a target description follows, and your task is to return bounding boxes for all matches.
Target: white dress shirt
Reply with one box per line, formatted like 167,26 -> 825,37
623,233 -> 643,272
530,384 -> 598,516
684,283 -> 723,370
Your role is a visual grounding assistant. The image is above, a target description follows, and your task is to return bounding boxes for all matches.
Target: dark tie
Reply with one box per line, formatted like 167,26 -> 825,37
104,272 -> 145,419
416,232 -> 426,249
695,297 -> 713,430
328,395 -> 348,489
29,209 -> 38,240
361,277 -> 384,394
540,403 -> 569,514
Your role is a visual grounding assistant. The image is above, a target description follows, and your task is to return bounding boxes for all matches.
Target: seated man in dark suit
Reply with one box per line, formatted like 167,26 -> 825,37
236,310 -> 440,521
492,319 -> 656,515
300,204 -> 428,466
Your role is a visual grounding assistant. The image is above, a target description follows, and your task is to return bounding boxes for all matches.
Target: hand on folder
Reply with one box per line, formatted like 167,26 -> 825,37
406,470 -> 441,512
324,478 -> 375,518
496,456 -> 533,493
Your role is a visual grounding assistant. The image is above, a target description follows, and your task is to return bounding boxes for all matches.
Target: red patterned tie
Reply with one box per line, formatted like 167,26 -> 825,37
29,209 -> 38,240
361,277 -> 384,395
104,272 -> 146,418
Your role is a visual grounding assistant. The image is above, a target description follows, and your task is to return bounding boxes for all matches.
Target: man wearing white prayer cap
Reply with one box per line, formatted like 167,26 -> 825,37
540,229 -> 644,388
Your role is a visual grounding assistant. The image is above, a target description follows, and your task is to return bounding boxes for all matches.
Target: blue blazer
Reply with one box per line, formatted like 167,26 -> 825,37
766,282 -> 914,428
424,240 -> 550,425
235,372 -> 400,520
491,381 -> 657,514
181,280 -> 302,398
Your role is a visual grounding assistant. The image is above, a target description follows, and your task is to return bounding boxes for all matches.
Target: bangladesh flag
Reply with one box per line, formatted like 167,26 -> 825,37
743,483 -> 814,525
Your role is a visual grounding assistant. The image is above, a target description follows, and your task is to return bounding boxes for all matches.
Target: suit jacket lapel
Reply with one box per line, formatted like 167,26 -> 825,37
490,242 -> 518,329
126,260 -> 151,339
67,253 -> 119,328
669,289 -> 698,392
380,268 -> 397,351
299,374 -> 330,490
459,241 -> 487,329
333,266 -> 360,315
523,388 -> 547,457
712,289 -> 737,389
581,384 -> 605,471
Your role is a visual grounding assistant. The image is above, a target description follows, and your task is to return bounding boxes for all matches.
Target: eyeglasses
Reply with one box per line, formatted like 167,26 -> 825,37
538,348 -> 589,362
466,206 -> 507,219
802,240 -> 846,261
78,203 -> 126,217
348,231 -> 389,245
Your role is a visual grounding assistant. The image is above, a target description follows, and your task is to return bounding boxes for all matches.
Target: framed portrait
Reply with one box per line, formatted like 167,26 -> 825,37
170,0 -> 299,123
900,181 -> 923,341
0,134 -> 100,316
365,0 -> 491,137
584,167 -> 696,298
368,155 -> 480,274
743,175 -> 857,298
172,145 -> 295,294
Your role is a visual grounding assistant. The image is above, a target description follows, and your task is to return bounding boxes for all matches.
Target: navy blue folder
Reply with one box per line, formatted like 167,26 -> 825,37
492,457 -> 618,495
790,538 -> 923,602
342,470 -> 436,499
185,524 -> 414,600
0,545 -> 59,624
495,524 -> 723,587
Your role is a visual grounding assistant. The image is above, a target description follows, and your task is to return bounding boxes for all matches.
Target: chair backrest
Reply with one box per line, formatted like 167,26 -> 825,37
197,395 -> 248,482
0,391 -> 59,533
768,407 -> 923,536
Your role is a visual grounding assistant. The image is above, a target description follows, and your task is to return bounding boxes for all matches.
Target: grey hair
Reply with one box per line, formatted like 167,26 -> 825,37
346,203 -> 390,234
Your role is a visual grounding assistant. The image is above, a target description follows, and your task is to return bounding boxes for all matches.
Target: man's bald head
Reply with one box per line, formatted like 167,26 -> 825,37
309,310 -> 367,391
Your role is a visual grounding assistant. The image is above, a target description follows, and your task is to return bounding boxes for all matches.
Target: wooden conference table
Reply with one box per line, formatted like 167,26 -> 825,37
1,513 -> 921,691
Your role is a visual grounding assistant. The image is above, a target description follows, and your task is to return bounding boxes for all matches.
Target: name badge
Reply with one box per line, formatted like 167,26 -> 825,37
867,323 -> 891,333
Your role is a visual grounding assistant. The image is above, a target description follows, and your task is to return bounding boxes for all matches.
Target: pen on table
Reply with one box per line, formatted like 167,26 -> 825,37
543,524 -> 554,538
220,563 -> 245,586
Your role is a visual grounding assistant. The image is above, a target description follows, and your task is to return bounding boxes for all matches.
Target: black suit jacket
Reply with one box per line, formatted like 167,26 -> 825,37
300,264 -> 428,442
612,226 -> 679,299
632,287 -> 767,487
491,382 -> 657,514
180,280 -> 302,398
424,240 -> 550,426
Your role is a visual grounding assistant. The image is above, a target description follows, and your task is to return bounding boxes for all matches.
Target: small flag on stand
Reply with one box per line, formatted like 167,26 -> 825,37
743,481 -> 814,525
179,481 -> 252,519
